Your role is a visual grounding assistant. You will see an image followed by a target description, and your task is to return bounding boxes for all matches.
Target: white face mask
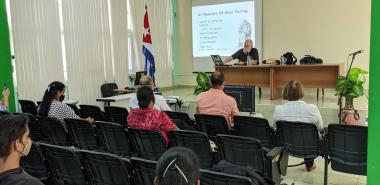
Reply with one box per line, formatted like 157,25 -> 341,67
17,137 -> 32,157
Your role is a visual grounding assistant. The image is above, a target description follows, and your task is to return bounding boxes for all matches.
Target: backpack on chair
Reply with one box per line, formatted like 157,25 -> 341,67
210,160 -> 275,185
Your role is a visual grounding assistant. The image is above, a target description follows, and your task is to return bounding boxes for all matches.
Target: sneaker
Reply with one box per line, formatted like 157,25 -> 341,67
306,163 -> 316,172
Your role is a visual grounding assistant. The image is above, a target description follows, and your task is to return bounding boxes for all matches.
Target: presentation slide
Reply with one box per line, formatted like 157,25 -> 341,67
192,1 -> 255,57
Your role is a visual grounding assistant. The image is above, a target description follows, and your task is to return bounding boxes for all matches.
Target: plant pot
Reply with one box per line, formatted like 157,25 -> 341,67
341,108 -> 360,125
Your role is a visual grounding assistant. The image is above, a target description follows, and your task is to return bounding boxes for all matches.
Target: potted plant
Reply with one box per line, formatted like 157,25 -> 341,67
194,72 -> 211,95
335,67 -> 368,124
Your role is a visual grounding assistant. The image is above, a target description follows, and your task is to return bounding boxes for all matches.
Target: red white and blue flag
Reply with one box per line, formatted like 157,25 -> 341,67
142,5 -> 155,82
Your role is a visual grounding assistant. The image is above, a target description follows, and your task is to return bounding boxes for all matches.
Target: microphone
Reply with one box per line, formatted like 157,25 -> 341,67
349,50 -> 364,56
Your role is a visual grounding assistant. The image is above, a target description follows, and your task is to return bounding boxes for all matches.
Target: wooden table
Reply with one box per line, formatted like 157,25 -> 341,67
216,64 -> 344,99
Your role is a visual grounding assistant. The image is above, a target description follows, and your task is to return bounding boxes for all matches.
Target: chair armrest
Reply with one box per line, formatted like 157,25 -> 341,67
266,147 -> 283,159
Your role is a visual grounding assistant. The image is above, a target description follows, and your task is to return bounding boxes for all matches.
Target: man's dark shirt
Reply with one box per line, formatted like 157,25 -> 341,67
232,48 -> 259,64
0,168 -> 44,185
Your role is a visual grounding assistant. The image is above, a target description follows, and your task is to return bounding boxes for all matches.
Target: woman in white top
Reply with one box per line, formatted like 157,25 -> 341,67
273,80 -> 323,172
38,81 -> 94,130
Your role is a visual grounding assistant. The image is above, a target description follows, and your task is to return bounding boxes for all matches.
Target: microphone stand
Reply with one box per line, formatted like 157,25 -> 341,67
338,53 -> 357,123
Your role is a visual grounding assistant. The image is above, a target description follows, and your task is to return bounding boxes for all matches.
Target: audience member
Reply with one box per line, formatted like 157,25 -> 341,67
0,88 -> 10,113
0,115 -> 44,185
195,71 -> 240,128
129,75 -> 171,111
273,80 -> 323,172
155,147 -> 200,185
128,86 -> 178,143
38,81 -> 94,129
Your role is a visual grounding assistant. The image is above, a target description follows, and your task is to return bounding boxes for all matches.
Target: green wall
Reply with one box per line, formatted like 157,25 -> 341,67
368,0 -> 380,184
0,0 -> 15,112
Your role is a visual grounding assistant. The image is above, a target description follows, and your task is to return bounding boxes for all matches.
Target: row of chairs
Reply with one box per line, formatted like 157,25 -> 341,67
18,99 -> 128,125
25,142 -> 262,185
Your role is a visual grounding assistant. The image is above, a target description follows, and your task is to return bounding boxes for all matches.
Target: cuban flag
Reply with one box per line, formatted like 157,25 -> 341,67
142,5 -> 156,82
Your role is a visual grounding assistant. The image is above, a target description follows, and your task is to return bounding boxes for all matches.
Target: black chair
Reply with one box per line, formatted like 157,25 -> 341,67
38,116 -> 71,146
195,114 -> 230,139
164,111 -> 195,127
39,142 -> 88,185
65,118 -> 98,150
19,100 -> 37,115
323,124 -> 368,185
128,128 -> 167,160
104,106 -> 128,125
14,113 -> 43,141
0,111 -> 9,115
66,103 -> 81,117
80,150 -> 132,185
96,121 -> 132,156
130,157 -> 157,185
21,142 -> 49,181
216,134 -> 284,184
79,104 -> 106,121
234,116 -> 275,148
101,83 -> 118,98
276,121 -> 323,167
168,130 -> 214,169
200,169 -> 255,185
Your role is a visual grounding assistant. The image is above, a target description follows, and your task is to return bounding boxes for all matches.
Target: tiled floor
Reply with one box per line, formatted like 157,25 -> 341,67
161,86 -> 368,185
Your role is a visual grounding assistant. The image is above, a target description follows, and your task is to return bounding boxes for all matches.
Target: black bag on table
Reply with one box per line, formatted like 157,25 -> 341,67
300,55 -> 323,64
210,160 -> 275,185
282,52 -> 297,65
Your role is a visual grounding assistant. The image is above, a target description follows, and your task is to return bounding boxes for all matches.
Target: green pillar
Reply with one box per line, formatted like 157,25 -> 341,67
171,0 -> 179,86
0,0 -> 15,112
368,0 -> 380,184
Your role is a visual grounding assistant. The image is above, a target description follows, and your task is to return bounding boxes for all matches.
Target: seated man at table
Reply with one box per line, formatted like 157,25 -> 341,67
223,39 -> 259,65
195,71 -> 240,128
129,75 -> 172,111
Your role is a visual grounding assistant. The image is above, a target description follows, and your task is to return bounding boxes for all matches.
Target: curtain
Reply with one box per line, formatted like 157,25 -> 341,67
9,0 -> 64,102
129,0 -> 173,87
61,0 -> 115,105
110,0 -> 129,87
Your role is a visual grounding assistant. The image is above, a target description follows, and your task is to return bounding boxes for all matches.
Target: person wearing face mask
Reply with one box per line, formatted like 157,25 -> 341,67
223,39 -> 259,65
0,115 -> 44,185
38,81 -> 94,130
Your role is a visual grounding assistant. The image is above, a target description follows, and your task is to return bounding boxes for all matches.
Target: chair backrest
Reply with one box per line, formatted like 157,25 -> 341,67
134,71 -> 147,86
14,112 -> 43,141
195,114 -> 229,138
327,124 -> 368,175
130,157 -> 157,185
104,106 -> 129,125
66,103 -> 81,117
128,128 -> 167,160
65,118 -> 98,150
101,83 -> 118,98
20,143 -> 49,181
79,104 -> 105,121
234,116 -> 273,148
200,169 -> 254,185
276,121 -> 321,158
96,121 -> 131,156
80,150 -> 131,185
38,116 -> 71,146
0,111 -> 9,115
168,130 -> 214,169
39,142 -> 87,185
19,100 -> 37,115
164,111 -> 192,122
217,134 -> 265,173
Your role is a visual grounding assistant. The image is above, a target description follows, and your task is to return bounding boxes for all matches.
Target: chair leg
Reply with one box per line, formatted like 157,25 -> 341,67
317,88 -> 320,100
324,156 -> 329,185
322,88 -> 325,96
258,87 -> 262,96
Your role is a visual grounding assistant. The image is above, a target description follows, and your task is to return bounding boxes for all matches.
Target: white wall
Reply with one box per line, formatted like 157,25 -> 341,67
174,0 -> 371,88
